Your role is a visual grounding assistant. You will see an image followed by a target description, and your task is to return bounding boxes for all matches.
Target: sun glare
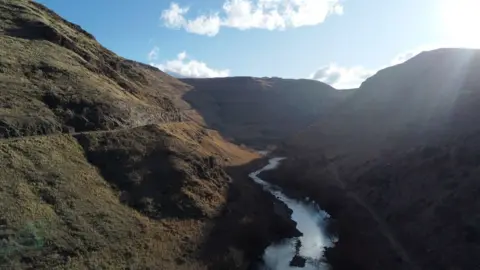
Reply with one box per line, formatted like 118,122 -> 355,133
441,0 -> 480,47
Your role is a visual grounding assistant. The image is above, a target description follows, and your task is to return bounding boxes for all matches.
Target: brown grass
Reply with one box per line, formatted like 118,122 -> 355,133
0,134 -> 198,269
0,1 -> 303,269
0,0 -> 198,138
0,122 -> 270,269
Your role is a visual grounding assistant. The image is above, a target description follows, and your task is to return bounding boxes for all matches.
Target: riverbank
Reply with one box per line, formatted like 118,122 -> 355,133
258,156 -> 408,270
198,157 -> 302,269
248,158 -> 333,269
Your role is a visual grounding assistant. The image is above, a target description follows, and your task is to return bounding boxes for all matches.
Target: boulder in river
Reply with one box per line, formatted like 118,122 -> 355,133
290,255 -> 307,267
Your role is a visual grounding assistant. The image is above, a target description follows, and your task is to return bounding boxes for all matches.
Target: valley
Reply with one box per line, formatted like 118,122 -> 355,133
1,1 -> 480,269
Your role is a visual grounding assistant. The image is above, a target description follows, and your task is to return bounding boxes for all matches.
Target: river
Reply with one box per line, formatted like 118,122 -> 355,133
249,157 -> 334,270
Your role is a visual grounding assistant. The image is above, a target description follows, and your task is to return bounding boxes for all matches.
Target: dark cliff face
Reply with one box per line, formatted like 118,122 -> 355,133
181,77 -> 352,148
276,48 -> 480,270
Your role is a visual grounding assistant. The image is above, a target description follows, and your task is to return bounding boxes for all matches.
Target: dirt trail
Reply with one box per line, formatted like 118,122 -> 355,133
0,117 -> 204,145
327,163 -> 421,270
0,127 -> 127,144
0,109 -> 207,145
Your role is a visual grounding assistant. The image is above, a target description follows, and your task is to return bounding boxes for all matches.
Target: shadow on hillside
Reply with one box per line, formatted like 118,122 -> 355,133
180,78 -> 351,149
256,156 -> 406,270
74,129 -> 300,268
197,158 -> 301,269
198,155 -> 398,270
74,132 -> 208,221
182,89 -> 277,148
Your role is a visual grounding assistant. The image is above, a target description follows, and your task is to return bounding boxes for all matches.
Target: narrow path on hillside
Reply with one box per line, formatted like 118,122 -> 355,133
0,127 -> 130,144
0,116 -> 204,145
327,163 -> 421,270
0,110 -> 207,144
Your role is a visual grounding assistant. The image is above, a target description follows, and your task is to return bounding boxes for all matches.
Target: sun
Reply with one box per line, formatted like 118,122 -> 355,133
441,0 -> 480,47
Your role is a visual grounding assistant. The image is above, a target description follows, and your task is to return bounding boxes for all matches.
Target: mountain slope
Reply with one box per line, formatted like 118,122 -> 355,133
0,0 -> 196,138
182,77 -> 351,147
291,48 -> 480,167
0,1 -> 300,269
272,48 -> 480,270
0,130 -> 209,269
0,124 -> 290,269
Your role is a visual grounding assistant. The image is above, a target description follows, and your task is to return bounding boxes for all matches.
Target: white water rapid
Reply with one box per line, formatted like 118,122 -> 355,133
249,157 -> 334,270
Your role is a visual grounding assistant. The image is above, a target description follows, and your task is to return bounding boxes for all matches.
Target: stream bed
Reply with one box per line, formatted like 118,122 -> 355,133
249,157 -> 334,270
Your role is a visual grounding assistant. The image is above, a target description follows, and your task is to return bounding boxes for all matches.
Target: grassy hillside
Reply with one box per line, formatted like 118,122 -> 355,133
0,1 -> 302,269
349,133 -> 480,270
289,48 -> 480,168
272,48 -> 480,270
0,133 -> 200,269
0,0 -> 197,138
182,77 -> 351,148
0,123 -> 299,269
74,123 -> 255,221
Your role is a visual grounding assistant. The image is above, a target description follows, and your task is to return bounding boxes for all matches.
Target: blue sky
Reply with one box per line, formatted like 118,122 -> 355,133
36,0 -> 479,88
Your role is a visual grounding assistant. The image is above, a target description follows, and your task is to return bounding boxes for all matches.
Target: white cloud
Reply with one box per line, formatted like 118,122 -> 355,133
310,45 -> 449,89
178,51 -> 187,60
160,0 -> 343,36
161,3 -> 189,28
185,14 -> 222,36
221,0 -> 286,30
150,51 -> 230,78
148,46 -> 160,61
311,64 -> 374,89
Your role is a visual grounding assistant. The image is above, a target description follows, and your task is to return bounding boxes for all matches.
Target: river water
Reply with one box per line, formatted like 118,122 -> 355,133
249,157 -> 334,270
